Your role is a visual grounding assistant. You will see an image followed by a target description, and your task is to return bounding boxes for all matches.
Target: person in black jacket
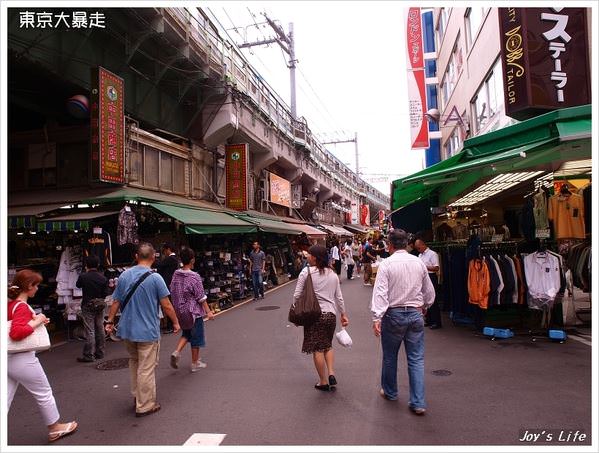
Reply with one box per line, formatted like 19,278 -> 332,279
76,255 -> 109,362
156,243 -> 180,333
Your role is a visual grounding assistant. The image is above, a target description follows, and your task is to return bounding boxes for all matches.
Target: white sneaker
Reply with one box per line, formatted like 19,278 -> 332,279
191,360 -> 207,372
170,351 -> 180,369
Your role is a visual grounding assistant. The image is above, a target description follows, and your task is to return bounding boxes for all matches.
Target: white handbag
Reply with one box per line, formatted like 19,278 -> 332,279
7,302 -> 51,354
335,328 -> 353,348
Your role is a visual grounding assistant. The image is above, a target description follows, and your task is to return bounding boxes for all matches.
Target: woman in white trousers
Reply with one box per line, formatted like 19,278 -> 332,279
8,269 -> 78,443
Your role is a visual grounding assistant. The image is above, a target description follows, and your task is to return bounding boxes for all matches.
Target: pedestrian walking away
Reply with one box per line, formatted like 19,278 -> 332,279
7,270 -> 78,442
362,239 -> 376,286
415,238 -> 442,329
105,242 -> 181,417
330,239 -> 342,276
249,241 -> 266,300
343,239 -> 355,280
75,255 -> 109,362
352,239 -> 362,276
169,247 -> 215,372
294,245 -> 349,392
370,229 -> 435,415
155,242 -> 180,334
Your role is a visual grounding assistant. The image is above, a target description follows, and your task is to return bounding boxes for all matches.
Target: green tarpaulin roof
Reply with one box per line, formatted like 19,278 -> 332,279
238,214 -> 304,235
150,203 -> 258,234
391,105 -> 591,210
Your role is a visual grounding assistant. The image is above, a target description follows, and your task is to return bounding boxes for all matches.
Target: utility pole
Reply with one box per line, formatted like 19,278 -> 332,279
237,13 -> 297,119
321,133 -> 360,176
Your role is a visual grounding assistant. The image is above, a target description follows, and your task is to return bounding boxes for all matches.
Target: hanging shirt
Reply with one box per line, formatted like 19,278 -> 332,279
548,193 -> 586,239
117,206 -> 139,246
468,258 -> 491,309
488,256 -> 504,306
523,252 -> 561,310
533,190 -> 549,229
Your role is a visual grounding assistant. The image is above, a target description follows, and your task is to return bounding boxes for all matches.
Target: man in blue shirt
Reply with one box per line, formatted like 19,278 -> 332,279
105,243 -> 180,417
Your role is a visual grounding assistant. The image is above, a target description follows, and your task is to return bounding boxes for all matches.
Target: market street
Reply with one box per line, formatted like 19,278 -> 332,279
7,277 -> 592,447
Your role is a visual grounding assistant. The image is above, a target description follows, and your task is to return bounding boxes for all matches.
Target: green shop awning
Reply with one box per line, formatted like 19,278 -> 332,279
391,104 -> 591,210
240,215 -> 304,235
150,203 -> 258,234
35,211 -> 119,232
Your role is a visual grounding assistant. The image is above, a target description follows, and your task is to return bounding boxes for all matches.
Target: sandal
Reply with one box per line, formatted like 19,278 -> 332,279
135,403 -> 161,417
48,421 -> 78,442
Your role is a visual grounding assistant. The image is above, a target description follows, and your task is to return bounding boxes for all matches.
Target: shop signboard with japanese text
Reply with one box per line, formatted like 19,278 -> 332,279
360,204 -> 371,227
269,173 -> 291,208
225,144 -> 249,211
90,67 -> 125,184
350,200 -> 359,224
405,7 -> 429,149
498,8 -> 590,120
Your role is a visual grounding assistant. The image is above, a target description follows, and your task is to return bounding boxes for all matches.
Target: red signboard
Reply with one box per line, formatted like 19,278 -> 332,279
405,8 -> 429,149
90,67 -> 125,184
498,8 -> 591,120
225,144 -> 249,211
360,204 -> 370,227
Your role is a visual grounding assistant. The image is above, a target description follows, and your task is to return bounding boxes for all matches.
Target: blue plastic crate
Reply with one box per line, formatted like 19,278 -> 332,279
482,327 -> 495,337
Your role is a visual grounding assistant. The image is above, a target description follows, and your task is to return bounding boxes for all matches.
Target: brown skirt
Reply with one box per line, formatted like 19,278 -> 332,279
302,312 -> 337,354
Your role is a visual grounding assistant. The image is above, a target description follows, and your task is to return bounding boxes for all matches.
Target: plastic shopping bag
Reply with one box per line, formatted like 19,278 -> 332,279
335,328 -> 353,348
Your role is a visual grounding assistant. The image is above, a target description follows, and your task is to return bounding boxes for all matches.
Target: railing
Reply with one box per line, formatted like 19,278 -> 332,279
161,6 -> 389,206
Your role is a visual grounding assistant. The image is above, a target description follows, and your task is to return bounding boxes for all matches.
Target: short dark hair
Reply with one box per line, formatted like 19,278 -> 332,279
388,229 -> 409,250
162,242 -> 174,252
85,255 -> 100,269
179,247 -> 195,265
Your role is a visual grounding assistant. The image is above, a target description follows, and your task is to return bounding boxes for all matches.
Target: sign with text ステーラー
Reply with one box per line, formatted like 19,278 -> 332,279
90,67 -> 125,184
405,7 -> 429,149
225,144 -> 249,211
499,7 -> 590,120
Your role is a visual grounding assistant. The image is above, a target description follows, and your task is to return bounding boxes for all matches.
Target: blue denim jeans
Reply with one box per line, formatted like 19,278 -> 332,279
380,308 -> 426,408
252,271 -> 264,298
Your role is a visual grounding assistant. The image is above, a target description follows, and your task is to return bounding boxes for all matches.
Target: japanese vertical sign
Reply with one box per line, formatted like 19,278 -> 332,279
350,200 -> 359,225
499,8 -> 590,120
225,144 -> 249,211
405,7 -> 429,149
360,204 -> 371,227
90,67 -> 125,184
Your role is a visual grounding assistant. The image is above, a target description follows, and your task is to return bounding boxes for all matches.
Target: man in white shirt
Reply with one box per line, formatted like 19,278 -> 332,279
415,239 -> 442,329
370,229 -> 435,415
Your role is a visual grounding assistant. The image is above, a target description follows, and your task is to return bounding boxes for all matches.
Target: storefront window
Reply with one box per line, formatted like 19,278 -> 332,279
470,58 -> 504,134
465,7 -> 485,51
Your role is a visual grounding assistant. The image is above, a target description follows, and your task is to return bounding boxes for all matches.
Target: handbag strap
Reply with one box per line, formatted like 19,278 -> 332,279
120,271 -> 153,313
11,301 -> 34,317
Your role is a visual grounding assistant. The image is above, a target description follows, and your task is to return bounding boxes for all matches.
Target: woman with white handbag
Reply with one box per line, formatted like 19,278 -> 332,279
7,269 -> 78,443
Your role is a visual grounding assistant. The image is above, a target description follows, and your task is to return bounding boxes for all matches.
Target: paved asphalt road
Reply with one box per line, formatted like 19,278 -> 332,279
7,275 -> 592,447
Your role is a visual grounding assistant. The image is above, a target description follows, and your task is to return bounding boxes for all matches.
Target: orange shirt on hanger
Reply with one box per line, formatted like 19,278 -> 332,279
547,193 -> 586,239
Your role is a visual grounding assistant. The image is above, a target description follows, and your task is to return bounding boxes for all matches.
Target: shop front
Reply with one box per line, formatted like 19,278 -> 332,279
391,105 -> 592,335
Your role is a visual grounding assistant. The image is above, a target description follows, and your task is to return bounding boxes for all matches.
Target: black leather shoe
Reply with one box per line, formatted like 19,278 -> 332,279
76,357 -> 95,363
314,384 -> 330,391
328,375 -> 337,386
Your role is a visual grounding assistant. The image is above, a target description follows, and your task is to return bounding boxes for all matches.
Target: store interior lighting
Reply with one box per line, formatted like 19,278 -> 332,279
449,171 -> 545,207
553,159 -> 592,177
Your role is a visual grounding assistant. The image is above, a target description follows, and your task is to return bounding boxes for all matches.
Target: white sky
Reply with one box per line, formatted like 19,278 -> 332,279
205,1 -> 425,196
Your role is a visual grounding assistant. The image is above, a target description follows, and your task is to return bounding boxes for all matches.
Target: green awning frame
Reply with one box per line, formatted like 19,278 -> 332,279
239,214 -> 304,235
150,203 -> 258,234
391,105 -> 591,210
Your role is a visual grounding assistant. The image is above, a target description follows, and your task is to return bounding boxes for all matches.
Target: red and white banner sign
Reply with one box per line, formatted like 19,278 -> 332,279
350,200 -> 359,225
405,8 -> 429,150
360,204 -> 370,227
